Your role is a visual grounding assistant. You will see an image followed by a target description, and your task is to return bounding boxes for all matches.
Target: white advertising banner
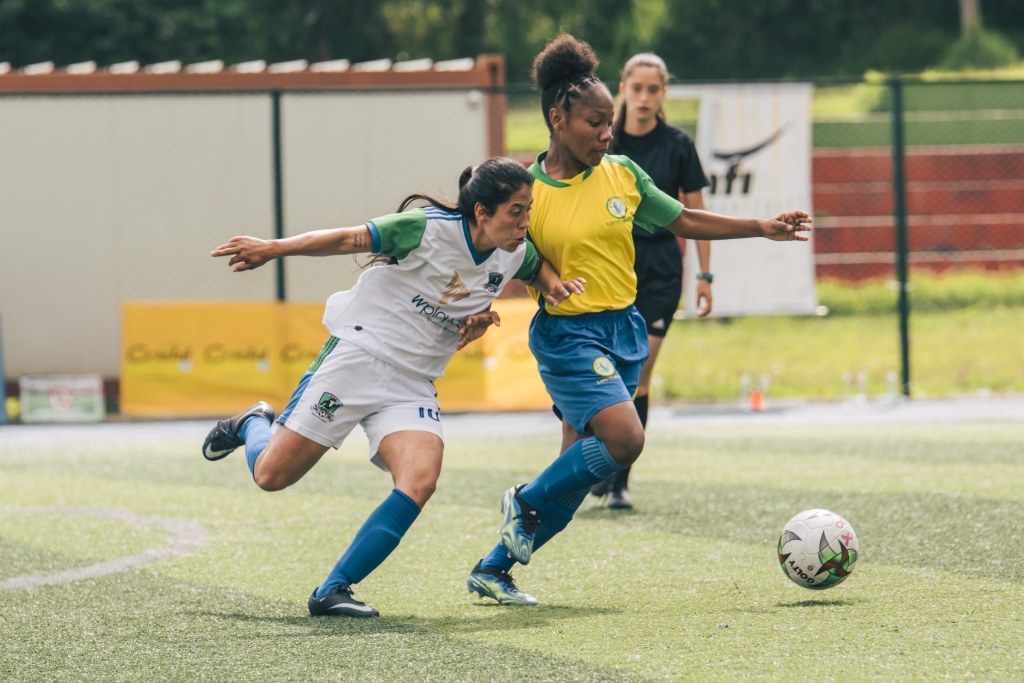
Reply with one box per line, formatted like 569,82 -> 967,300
668,83 -> 817,317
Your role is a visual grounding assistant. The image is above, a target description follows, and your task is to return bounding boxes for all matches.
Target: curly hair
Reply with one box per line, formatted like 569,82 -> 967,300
531,33 -> 607,132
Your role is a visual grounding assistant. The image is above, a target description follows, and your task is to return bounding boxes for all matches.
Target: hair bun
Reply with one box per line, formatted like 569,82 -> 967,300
532,33 -> 599,91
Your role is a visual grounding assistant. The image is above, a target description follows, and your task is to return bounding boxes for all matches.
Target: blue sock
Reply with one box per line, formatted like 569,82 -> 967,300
315,489 -> 421,598
238,416 -> 272,478
482,543 -> 516,571
480,488 -> 589,572
518,436 -> 623,510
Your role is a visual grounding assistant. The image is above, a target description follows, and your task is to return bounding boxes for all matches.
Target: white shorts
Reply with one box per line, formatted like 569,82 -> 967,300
277,337 -> 443,471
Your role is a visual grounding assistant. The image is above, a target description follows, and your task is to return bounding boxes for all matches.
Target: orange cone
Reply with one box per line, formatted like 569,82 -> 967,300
750,387 -> 764,412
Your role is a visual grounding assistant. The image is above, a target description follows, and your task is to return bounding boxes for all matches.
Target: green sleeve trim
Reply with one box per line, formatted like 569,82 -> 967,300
514,238 -> 542,281
606,154 -> 684,234
368,208 -> 427,260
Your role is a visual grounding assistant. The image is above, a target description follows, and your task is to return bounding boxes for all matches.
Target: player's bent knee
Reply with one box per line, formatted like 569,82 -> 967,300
253,463 -> 294,492
396,470 -> 438,508
605,429 -> 645,466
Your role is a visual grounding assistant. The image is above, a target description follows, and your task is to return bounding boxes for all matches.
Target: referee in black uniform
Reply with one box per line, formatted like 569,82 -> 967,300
592,53 -> 713,509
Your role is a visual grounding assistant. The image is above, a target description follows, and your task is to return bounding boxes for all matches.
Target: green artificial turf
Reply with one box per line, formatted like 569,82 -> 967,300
2,422 -> 1023,681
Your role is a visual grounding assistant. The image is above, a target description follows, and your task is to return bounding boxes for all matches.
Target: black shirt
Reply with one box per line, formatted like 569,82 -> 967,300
610,118 -> 709,240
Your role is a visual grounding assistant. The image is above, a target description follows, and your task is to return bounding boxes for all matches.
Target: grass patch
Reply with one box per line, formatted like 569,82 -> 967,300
819,272 -> 1024,316
3,423 -> 1024,680
655,306 -> 1024,400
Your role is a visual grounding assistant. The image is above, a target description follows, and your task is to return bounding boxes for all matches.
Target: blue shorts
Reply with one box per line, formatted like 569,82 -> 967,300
529,303 -> 650,435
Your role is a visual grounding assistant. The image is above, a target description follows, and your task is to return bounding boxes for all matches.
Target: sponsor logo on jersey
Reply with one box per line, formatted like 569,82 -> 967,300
484,272 -> 504,294
593,356 -> 616,377
606,196 -> 627,219
439,271 -> 470,304
312,392 -> 343,423
418,407 -> 441,422
411,294 -> 466,331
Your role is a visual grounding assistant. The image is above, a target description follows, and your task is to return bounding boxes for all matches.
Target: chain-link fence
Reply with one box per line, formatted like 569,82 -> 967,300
3,76 -> 1023,415
506,77 -> 1024,403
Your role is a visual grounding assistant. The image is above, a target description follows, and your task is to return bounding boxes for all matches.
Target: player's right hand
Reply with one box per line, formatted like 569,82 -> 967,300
759,211 -> 812,242
545,277 -> 586,307
211,236 -> 277,271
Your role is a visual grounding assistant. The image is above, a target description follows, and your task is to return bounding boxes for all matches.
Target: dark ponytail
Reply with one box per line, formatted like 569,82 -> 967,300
394,156 -> 532,222
368,157 -> 533,266
532,33 -> 607,132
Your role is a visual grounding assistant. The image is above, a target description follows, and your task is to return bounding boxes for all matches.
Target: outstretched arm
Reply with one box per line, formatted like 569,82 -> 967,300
666,209 -> 812,242
211,226 -> 374,272
523,259 -> 586,308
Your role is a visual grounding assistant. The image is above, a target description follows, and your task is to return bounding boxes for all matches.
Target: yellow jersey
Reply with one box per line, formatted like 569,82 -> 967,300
526,152 -> 684,316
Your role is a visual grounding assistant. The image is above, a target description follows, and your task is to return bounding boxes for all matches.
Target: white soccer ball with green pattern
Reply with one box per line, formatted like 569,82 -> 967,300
777,509 -> 858,590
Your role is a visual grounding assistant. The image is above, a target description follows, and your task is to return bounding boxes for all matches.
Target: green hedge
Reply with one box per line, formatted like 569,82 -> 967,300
819,272 -> 1024,316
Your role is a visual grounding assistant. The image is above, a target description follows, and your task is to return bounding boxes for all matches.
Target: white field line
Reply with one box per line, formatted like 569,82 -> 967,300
0,507 -> 207,591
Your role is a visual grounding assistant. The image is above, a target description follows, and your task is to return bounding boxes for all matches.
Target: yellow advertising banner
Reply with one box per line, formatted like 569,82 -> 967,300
121,300 -> 549,417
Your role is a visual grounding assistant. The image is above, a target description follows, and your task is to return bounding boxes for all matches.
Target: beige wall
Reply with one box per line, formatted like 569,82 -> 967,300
281,90 -> 488,302
0,89 -> 488,378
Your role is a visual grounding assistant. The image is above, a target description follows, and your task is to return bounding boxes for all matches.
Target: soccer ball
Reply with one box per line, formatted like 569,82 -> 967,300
777,509 -> 858,590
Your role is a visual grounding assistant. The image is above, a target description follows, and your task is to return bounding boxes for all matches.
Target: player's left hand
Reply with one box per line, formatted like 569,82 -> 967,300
457,310 -> 501,350
760,211 -> 812,242
696,280 -> 713,317
545,277 -> 586,308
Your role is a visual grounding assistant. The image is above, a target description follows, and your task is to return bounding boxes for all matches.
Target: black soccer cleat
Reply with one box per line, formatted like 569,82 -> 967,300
201,401 -> 276,461
589,474 -> 614,498
308,585 -> 379,618
604,487 -> 634,510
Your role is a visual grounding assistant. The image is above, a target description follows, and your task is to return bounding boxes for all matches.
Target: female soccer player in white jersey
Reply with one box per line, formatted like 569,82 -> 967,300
201,158 -> 584,618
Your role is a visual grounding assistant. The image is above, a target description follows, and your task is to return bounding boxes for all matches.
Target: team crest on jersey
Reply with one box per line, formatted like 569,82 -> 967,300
593,356 -> 616,377
484,272 -> 504,293
606,196 -> 627,219
312,392 -> 343,423
440,271 -> 470,304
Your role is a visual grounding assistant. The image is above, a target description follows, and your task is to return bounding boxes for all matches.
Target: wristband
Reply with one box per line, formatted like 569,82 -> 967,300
697,272 -> 714,284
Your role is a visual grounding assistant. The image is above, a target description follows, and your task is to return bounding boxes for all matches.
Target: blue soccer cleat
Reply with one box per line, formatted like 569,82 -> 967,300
201,401 -> 275,461
467,561 -> 538,606
499,485 -> 541,565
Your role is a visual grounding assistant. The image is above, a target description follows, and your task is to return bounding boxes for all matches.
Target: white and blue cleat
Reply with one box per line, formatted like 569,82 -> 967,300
467,561 -> 538,606
499,485 -> 540,565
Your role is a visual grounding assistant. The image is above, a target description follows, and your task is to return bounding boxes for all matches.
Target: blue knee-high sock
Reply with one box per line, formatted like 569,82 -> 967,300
315,489 -> 421,598
518,436 -> 623,510
481,488 -> 589,572
238,416 -> 273,477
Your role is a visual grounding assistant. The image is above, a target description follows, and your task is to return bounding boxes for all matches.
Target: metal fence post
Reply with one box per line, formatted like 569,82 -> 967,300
272,90 -> 286,302
0,314 -> 6,425
889,75 -> 911,397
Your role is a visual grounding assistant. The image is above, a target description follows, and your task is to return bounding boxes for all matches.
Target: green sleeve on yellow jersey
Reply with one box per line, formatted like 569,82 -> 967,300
607,155 -> 685,234
513,238 -> 542,281
367,208 -> 427,260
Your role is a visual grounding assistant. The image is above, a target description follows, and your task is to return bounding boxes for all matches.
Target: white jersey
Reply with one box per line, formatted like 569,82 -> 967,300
322,207 -> 539,382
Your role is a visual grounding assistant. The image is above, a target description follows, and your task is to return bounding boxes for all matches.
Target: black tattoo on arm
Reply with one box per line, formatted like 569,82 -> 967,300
353,229 -> 369,249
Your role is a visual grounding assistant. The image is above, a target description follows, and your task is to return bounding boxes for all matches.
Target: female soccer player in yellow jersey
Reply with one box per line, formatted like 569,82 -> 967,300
467,34 -> 811,606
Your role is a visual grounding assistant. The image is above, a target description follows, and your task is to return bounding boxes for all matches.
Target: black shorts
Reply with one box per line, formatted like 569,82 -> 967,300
633,237 -> 683,338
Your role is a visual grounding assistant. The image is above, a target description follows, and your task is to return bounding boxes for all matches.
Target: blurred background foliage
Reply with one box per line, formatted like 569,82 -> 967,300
1,0 -> 1022,82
